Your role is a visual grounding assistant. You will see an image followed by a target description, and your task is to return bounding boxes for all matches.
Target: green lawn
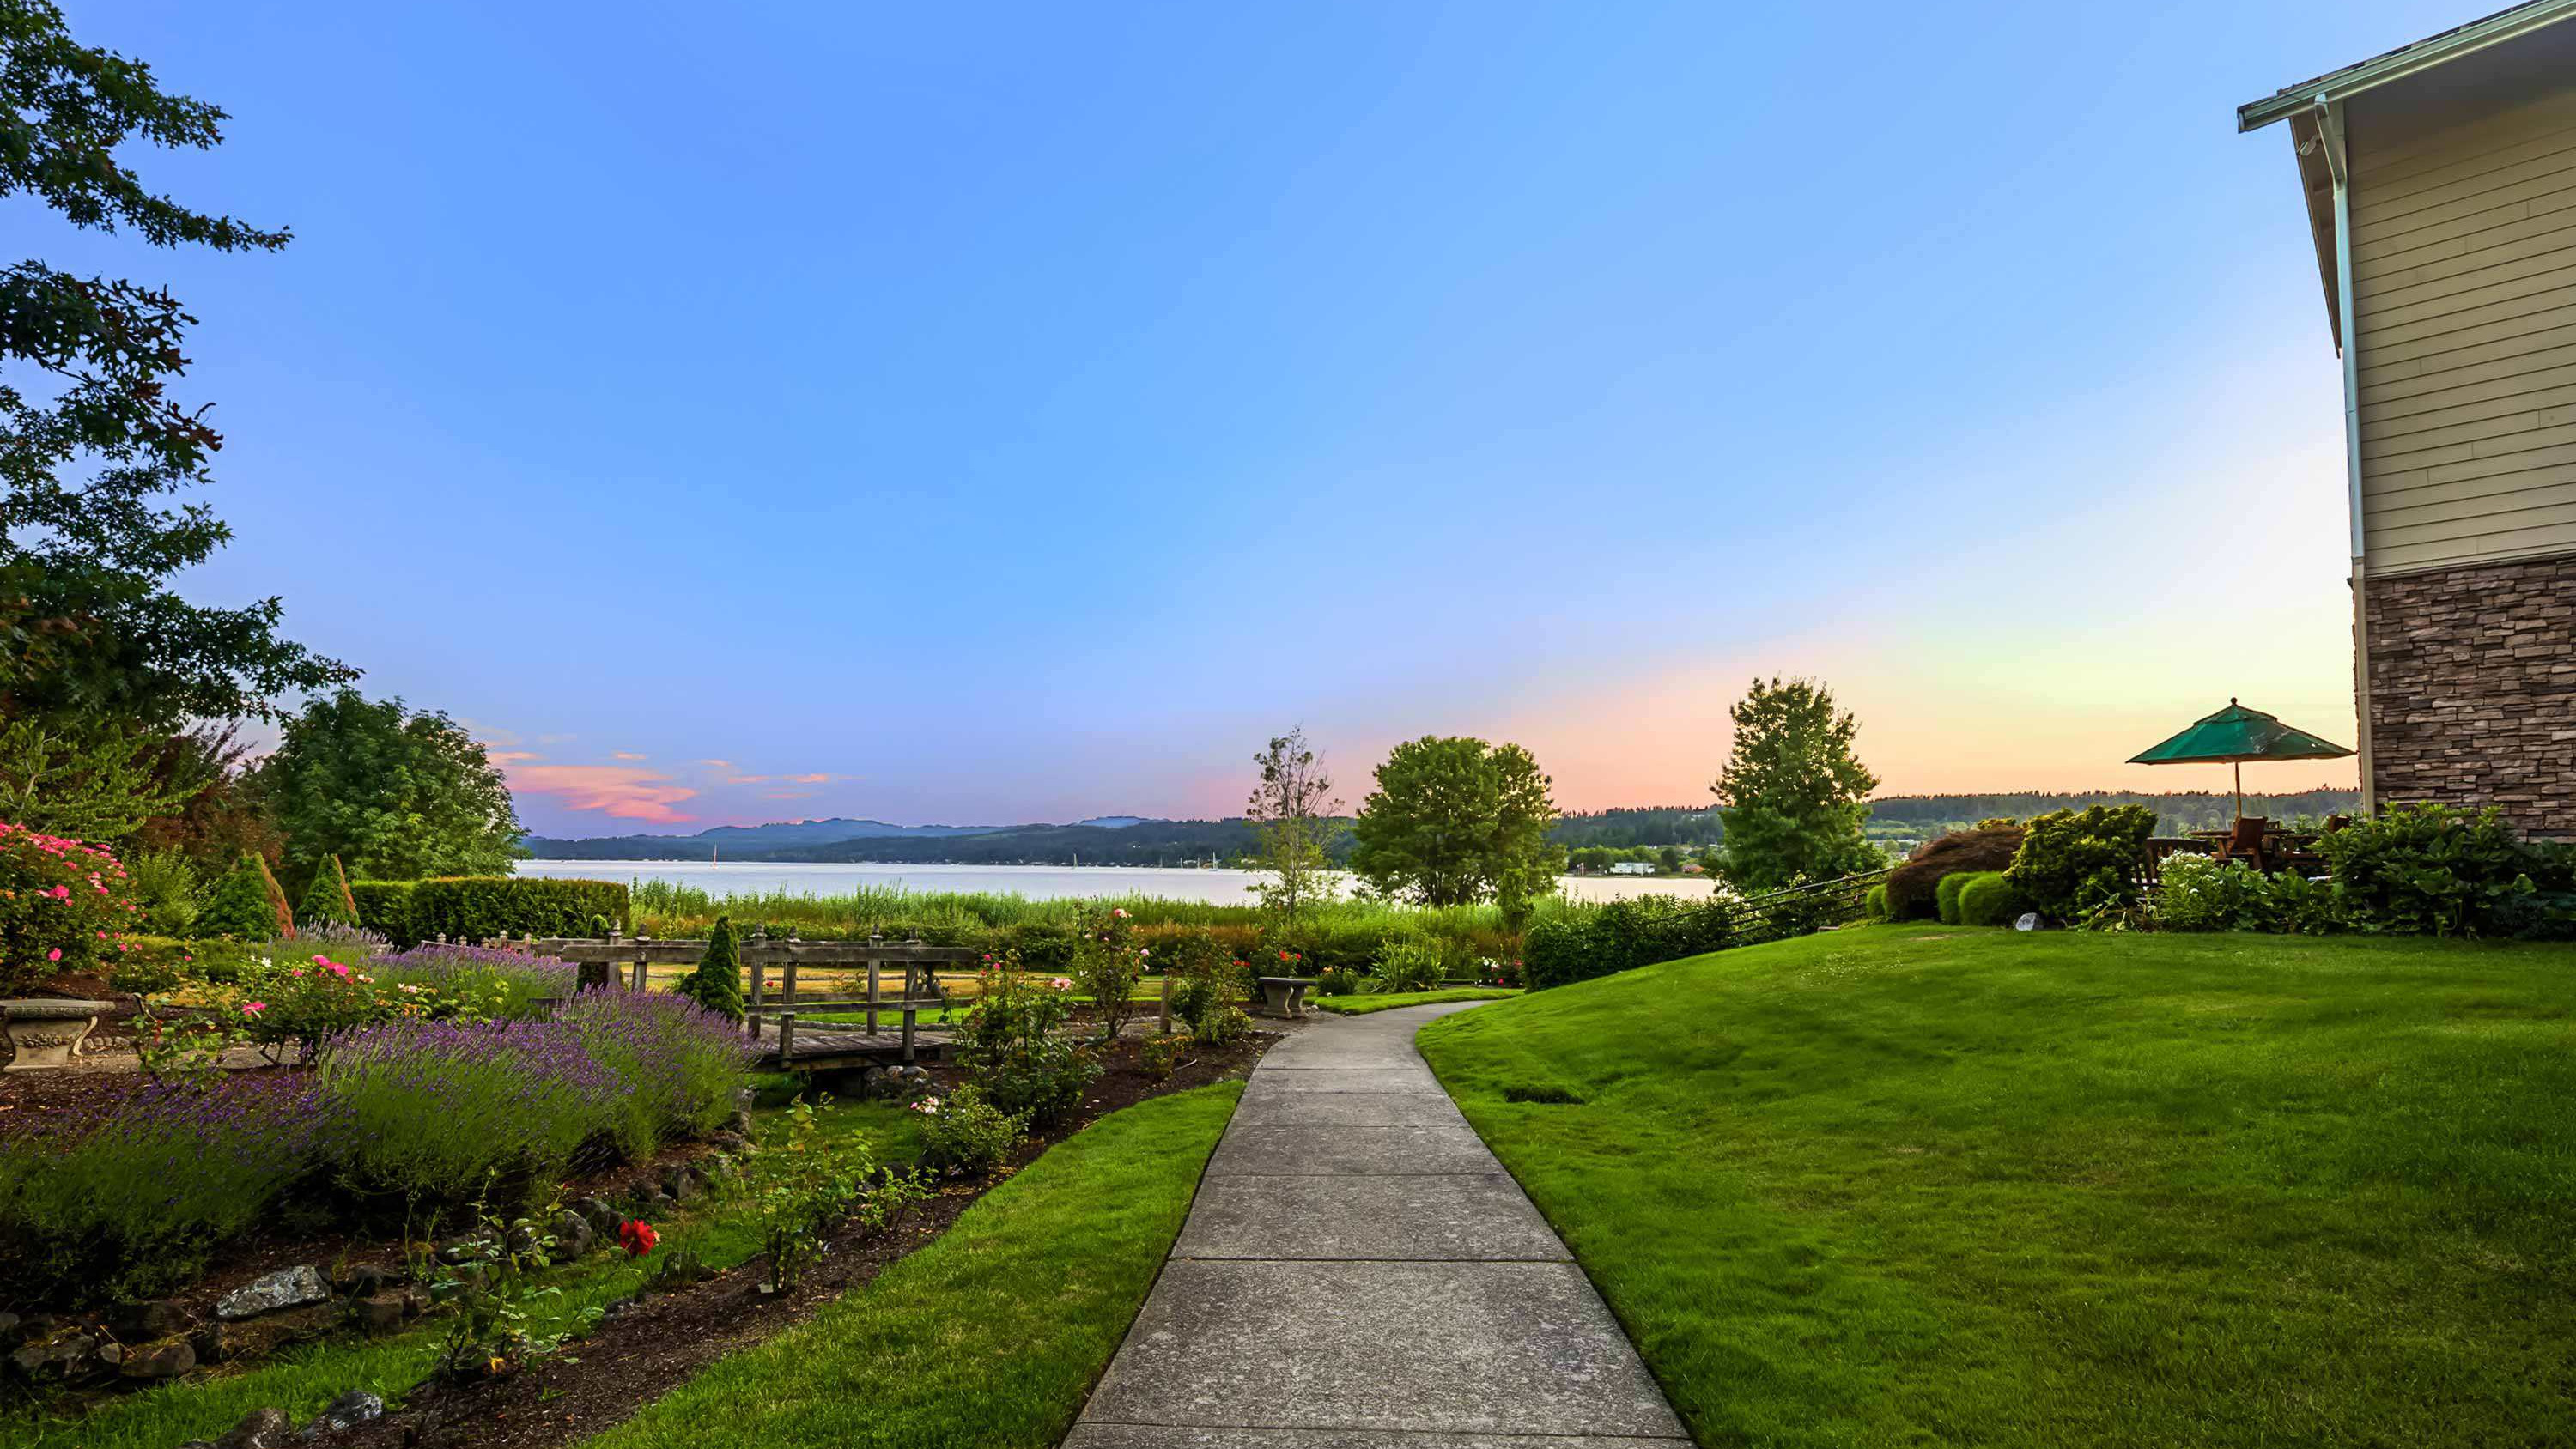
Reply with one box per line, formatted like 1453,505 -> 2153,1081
1313,986 -> 1520,1015
1,1099 -> 921,1449
1415,927 -> 2576,1448
582,1081 -> 1241,1449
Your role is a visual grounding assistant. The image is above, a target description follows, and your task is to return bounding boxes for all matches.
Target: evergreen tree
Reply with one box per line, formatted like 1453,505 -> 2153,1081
195,855 -> 278,940
674,914 -> 744,1021
251,852 -> 295,939
296,854 -> 355,926
1710,677 -> 1883,894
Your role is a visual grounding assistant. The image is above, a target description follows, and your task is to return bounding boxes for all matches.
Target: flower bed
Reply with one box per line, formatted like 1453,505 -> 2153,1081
0,993 -> 756,1308
1,823 -> 139,997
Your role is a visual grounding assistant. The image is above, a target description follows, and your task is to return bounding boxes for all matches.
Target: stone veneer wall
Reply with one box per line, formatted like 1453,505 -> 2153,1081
2363,553 -> 2576,840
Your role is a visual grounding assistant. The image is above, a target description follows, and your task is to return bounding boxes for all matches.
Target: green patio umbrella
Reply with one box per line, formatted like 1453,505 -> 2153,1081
2128,699 -> 2354,822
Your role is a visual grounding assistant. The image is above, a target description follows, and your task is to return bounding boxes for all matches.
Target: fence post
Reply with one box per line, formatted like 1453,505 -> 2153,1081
746,942 -> 767,1040
631,935 -> 651,992
779,942 -> 799,1037
866,947 -> 882,1037
778,1010 -> 796,1065
580,924 -> 617,993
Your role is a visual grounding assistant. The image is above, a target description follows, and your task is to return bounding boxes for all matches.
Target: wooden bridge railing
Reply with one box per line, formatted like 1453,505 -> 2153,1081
525,929 -> 983,1064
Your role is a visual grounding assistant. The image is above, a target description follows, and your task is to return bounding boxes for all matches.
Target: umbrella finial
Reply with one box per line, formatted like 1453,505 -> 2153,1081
2230,696 -> 2239,706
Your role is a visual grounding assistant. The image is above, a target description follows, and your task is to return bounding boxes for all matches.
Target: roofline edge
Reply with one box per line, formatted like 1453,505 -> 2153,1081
2236,0 -> 2576,133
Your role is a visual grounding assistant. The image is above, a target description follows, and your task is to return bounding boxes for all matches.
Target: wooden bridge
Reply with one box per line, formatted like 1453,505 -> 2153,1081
530,930 -> 981,1069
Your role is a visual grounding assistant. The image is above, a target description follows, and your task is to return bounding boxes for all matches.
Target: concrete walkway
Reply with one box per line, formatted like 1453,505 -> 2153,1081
1066,1001 -> 1688,1448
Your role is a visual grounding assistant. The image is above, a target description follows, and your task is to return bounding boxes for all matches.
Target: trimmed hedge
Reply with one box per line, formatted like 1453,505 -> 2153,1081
348,881 -> 417,945
1524,897 -> 1733,991
1935,873 -> 1972,925
1864,883 -> 1888,919
366,876 -> 630,947
1954,871 -> 2028,927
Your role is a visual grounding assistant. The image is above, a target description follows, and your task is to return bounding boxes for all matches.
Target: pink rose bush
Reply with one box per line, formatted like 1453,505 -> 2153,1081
0,822 -> 137,997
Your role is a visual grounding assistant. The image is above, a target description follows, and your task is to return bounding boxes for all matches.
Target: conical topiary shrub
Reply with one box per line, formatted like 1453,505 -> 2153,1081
197,856 -> 283,941
297,855 -> 358,928
252,853 -> 295,940
674,914 -> 744,1021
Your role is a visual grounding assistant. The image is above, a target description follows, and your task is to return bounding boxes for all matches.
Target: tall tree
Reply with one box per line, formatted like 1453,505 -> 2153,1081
1245,728 -> 1341,930
1348,736 -> 1564,925
1710,677 -> 1881,894
258,690 -> 521,888
2,0 -> 350,725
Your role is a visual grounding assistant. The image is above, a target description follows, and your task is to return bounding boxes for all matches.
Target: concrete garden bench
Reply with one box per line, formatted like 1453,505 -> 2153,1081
3,998 -> 101,1070
1256,976 -> 1315,1019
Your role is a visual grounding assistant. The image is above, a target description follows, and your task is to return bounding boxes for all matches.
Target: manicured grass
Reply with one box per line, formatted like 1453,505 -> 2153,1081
1415,928 -> 2576,1448
1313,987 -> 1520,1015
582,1081 -> 1241,1449
1,1099 -> 920,1449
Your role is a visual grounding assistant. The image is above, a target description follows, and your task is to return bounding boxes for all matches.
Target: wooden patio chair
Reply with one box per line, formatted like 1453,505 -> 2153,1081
2215,816 -> 2269,870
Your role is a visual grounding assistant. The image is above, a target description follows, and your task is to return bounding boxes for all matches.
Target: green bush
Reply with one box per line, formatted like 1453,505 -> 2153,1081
2152,855 -> 2271,932
956,958 -> 1098,1128
125,849 -> 199,937
1370,935 -> 1444,993
194,855 -> 283,943
349,880 -> 417,945
1935,873 -> 1971,925
1953,871 -> 2029,927
915,1084 -> 1027,1180
2317,803 -> 2549,938
406,876 -> 629,944
1163,931 -> 1251,1044
2004,805 -> 2158,925
1886,825 -> 2024,921
1863,883 -> 1887,919
674,915 -> 746,1022
1523,897 -> 1733,991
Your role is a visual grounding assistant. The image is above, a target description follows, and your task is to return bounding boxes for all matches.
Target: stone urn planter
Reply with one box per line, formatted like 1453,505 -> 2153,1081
2,998 -> 102,1071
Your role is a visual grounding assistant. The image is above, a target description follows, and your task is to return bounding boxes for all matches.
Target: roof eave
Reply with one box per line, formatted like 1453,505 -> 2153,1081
2237,0 -> 2576,132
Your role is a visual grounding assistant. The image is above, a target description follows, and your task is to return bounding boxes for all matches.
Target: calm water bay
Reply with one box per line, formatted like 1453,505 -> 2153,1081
512,859 -> 1714,906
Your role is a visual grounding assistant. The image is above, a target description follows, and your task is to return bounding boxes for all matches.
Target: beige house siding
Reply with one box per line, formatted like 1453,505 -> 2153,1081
2352,83 -> 2576,573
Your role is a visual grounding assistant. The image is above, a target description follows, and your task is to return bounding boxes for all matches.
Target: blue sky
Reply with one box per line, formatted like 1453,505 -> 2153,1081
44,1 -> 2464,832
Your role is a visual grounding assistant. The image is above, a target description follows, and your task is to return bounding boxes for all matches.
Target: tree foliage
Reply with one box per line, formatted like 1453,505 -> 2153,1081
675,915 -> 745,1022
1348,736 -> 1564,924
1710,677 -> 1881,894
0,716 -> 185,841
257,690 -> 522,888
1,0 -> 349,725
1245,728 -> 1340,929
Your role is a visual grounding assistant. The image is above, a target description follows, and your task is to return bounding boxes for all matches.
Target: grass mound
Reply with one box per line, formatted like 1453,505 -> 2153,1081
1312,987 -> 1519,1015
1416,928 -> 2576,1447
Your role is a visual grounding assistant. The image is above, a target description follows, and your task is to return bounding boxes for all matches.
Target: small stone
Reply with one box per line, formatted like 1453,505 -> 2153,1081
2014,912 -> 2041,931
660,1167 -> 696,1202
8,1344 -> 46,1380
551,1209 -> 595,1258
216,1406 -> 292,1449
119,1339 -> 196,1380
217,1265 -> 331,1321
307,1390 -> 384,1434
505,1222 -> 544,1256
96,1343 -> 124,1367
352,1294 -> 407,1336
576,1196 -> 623,1239
334,1264 -> 395,1297
708,1130 -> 746,1152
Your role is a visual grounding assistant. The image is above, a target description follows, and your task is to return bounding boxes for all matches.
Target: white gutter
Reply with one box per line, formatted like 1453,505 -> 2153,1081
2238,0 -> 2576,132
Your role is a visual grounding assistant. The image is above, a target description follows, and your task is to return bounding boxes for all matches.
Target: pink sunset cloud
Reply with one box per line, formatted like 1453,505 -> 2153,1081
508,764 -> 700,824
487,750 -> 544,765
612,750 -> 647,761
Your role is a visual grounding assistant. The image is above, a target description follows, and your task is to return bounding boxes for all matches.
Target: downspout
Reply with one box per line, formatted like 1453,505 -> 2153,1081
2318,98 -> 2376,813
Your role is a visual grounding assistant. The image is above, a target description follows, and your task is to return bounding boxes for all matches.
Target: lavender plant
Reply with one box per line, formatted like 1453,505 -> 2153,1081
0,1076 -> 337,1304
368,943 -> 579,1018
319,1019 -> 626,1213
557,990 -> 758,1155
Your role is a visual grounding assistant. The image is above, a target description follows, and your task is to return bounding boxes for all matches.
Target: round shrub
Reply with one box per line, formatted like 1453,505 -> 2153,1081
195,856 -> 282,942
2004,805 -> 2159,924
0,822 -> 138,995
914,1084 -> 1025,1179
1885,825 -> 2023,921
1935,873 -> 1972,925
1863,884 -> 1888,919
1954,872 -> 2029,927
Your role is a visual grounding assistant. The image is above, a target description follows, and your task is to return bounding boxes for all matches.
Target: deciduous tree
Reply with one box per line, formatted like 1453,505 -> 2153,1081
258,690 -> 521,888
2,0 -> 350,726
1348,737 -> 1564,925
1245,728 -> 1341,929
1710,677 -> 1881,894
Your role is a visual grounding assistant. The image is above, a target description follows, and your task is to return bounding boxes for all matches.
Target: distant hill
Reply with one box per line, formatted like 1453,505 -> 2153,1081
521,789 -> 2367,865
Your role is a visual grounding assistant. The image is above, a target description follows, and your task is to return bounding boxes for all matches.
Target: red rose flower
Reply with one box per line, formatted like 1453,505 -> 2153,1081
619,1219 -> 659,1258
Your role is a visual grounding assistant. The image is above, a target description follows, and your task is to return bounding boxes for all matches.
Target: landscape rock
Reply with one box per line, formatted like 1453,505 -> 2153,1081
708,1130 -> 747,1152
96,1342 -> 124,1368
575,1195 -> 624,1239
552,1209 -> 595,1258
118,1298 -> 191,1339
659,1166 -> 696,1202
301,1390 -> 384,1435
505,1221 -> 544,1256
352,1294 -> 408,1336
216,1406 -> 292,1449
332,1264 -> 396,1297
8,1344 -> 49,1380
216,1265 -> 330,1321
119,1339 -> 197,1380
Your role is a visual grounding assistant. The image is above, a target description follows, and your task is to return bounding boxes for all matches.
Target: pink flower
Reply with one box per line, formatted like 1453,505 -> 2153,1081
241,1001 -> 267,1016
312,955 -> 331,967
1111,907 -> 1129,919
1049,976 -> 1072,991
49,885 -> 70,900
46,948 -> 61,962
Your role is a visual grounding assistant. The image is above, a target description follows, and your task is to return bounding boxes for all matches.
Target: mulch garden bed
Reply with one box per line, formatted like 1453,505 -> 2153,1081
16,1026 -> 1274,1449
337,1027 -> 1273,1449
